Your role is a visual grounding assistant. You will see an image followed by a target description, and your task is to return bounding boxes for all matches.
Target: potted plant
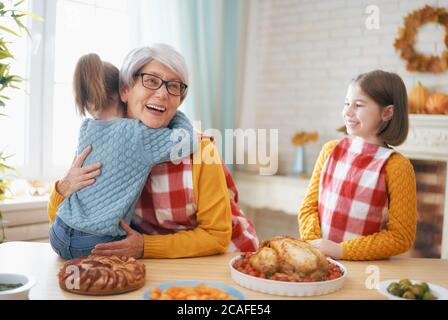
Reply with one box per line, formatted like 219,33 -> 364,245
0,0 -> 42,243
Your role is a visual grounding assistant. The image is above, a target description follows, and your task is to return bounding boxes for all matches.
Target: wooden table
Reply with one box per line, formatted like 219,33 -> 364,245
1,241 -> 447,300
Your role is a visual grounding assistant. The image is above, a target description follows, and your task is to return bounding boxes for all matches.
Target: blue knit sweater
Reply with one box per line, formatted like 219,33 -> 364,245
57,111 -> 197,237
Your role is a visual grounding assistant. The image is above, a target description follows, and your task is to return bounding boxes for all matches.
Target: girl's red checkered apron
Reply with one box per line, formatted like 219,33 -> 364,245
318,137 -> 394,243
131,155 -> 259,252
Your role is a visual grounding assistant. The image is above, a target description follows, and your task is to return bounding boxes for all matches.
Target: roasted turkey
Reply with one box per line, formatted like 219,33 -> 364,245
249,236 -> 328,279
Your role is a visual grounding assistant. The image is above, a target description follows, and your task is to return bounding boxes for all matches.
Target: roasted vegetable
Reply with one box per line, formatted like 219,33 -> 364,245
409,285 -> 425,299
398,278 -> 412,291
386,279 -> 438,300
402,290 -> 416,299
422,291 -> 437,300
420,282 -> 430,292
387,282 -> 404,297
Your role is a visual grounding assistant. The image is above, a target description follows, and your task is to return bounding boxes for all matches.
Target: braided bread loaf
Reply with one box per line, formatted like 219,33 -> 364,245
58,255 -> 146,295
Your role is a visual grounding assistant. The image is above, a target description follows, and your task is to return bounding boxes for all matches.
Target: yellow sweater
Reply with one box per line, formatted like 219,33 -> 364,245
299,140 -> 417,260
48,138 -> 232,258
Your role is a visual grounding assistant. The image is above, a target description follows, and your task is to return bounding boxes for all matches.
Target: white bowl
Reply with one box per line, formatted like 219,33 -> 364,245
0,273 -> 36,300
229,256 -> 347,297
377,279 -> 448,300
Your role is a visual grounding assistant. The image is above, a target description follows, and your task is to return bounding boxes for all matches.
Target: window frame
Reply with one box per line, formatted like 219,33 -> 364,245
8,0 -> 47,180
21,0 -> 143,181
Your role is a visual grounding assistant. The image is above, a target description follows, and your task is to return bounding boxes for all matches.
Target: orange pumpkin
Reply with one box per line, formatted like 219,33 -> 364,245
425,92 -> 448,114
408,82 -> 429,114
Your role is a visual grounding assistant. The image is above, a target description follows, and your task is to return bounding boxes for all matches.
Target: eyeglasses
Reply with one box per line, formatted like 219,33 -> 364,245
136,73 -> 188,96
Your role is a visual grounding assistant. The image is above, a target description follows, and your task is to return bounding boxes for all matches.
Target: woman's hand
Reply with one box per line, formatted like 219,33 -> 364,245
56,145 -> 102,197
92,220 -> 144,259
308,239 -> 343,259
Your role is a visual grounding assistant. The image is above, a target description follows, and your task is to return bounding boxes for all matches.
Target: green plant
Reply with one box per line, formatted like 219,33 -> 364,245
0,150 -> 17,196
0,152 -> 13,243
0,0 -> 42,243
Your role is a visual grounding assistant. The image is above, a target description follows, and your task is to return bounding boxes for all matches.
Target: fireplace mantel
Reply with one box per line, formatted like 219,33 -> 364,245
397,115 -> 448,160
396,114 -> 448,259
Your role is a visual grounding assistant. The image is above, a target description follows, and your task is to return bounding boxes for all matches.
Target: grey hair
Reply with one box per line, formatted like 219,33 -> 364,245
119,43 -> 189,100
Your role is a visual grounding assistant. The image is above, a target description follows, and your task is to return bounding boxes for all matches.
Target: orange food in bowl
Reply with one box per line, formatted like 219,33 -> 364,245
150,284 -> 236,300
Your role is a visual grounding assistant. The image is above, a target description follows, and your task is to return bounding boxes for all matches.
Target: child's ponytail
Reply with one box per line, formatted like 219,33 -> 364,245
73,53 -> 119,116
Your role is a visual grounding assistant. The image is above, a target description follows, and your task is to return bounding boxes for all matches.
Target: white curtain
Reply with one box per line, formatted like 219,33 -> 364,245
135,0 -> 246,164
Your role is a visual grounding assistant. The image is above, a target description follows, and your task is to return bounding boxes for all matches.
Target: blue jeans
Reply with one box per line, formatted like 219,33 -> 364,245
49,216 -> 124,260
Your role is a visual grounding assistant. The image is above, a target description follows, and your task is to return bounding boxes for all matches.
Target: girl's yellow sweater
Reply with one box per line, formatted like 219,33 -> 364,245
48,138 -> 232,258
299,140 -> 417,260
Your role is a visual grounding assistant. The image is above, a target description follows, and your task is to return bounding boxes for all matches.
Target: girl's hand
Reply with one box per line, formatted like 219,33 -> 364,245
308,239 -> 343,259
56,145 -> 102,197
92,220 -> 144,259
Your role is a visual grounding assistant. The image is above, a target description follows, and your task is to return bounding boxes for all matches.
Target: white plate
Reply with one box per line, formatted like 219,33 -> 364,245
229,255 -> 347,297
377,279 -> 448,300
143,280 -> 245,300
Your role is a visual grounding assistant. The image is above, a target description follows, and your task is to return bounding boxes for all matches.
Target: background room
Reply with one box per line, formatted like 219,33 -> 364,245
1,0 -> 447,259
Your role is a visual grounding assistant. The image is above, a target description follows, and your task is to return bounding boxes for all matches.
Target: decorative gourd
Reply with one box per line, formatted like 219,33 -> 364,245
425,92 -> 448,114
408,82 -> 429,114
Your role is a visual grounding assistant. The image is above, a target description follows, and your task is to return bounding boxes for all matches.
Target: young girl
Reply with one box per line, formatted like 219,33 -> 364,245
299,70 -> 417,261
49,53 -> 197,259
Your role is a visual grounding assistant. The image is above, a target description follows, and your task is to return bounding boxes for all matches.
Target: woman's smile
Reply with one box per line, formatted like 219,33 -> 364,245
145,103 -> 167,115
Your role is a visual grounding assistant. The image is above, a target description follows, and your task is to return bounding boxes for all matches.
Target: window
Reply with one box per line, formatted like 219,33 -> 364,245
1,0 -> 141,181
0,0 -> 30,171
44,0 -> 139,179
0,0 -> 191,184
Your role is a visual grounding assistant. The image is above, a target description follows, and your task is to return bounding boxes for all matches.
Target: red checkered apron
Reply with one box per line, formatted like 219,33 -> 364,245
130,146 -> 259,252
318,137 -> 394,243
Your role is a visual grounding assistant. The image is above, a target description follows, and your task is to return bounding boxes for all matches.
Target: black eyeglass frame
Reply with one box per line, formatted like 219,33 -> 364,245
136,72 -> 188,96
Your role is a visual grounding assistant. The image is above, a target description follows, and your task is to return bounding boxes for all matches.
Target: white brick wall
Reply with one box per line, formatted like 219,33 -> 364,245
245,0 -> 448,175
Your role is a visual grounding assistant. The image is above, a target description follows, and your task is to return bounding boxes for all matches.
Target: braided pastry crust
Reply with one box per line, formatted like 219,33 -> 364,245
58,255 -> 146,295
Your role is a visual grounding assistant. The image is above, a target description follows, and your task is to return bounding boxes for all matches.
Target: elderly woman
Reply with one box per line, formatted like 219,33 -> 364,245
48,44 -> 259,258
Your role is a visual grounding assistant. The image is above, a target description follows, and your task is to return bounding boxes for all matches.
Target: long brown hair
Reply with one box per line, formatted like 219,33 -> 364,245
73,53 -> 120,116
354,70 -> 409,146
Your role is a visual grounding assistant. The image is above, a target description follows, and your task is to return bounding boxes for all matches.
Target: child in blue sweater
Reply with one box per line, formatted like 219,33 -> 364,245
49,53 -> 197,259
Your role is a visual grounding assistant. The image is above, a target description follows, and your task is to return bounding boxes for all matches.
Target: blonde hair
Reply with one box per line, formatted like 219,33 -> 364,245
354,70 -> 409,146
73,53 -> 122,116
